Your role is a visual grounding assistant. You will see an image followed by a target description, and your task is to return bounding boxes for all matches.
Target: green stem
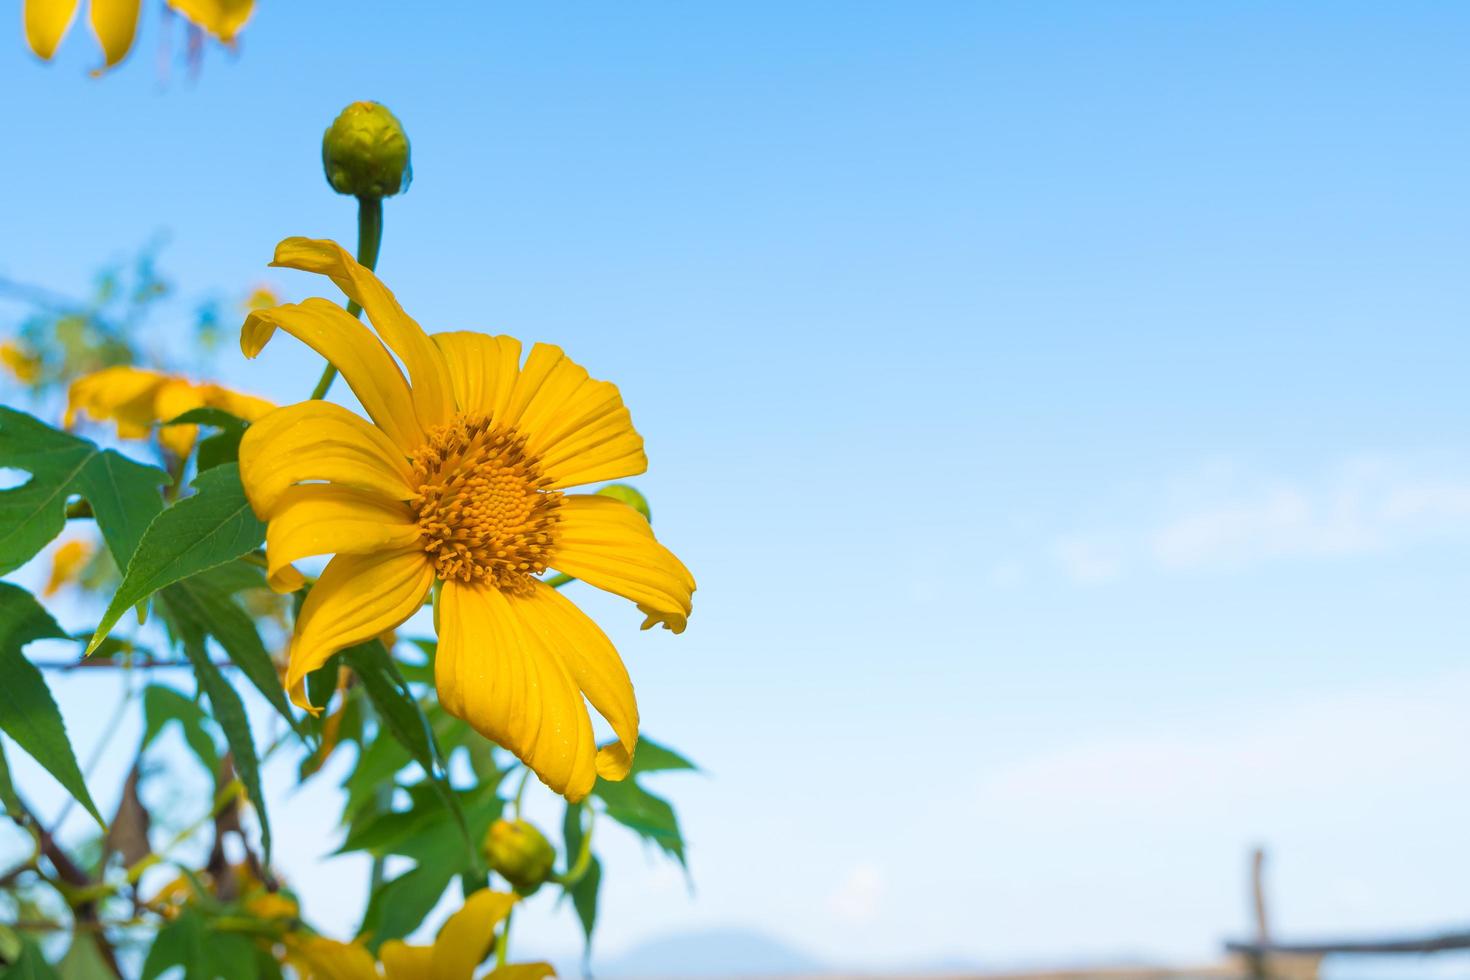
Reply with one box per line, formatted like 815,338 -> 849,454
497,907 -> 513,969
309,195 -> 384,400
512,766 -> 533,820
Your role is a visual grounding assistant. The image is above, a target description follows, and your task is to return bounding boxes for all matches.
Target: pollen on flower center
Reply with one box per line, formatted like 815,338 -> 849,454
408,412 -> 563,593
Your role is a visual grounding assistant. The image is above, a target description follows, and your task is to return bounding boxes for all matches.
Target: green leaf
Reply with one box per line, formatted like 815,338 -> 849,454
0,407 -> 166,575
592,776 -> 686,867
161,595 -> 271,861
0,584 -> 102,826
342,641 -> 441,781
359,861 -> 457,953
162,408 -> 248,431
570,856 -> 602,961
141,685 -> 220,776
165,409 -> 248,475
342,641 -> 473,851
141,909 -> 203,980
596,483 -> 651,521
631,736 -> 697,775
56,933 -> 113,980
88,463 -> 264,656
0,937 -> 59,980
162,574 -> 295,731
0,741 -> 24,821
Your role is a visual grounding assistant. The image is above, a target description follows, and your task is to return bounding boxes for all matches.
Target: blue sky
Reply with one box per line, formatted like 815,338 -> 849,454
5,1 -> 1470,973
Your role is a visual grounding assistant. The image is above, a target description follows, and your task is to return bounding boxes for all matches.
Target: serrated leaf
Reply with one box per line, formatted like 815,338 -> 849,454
0,407 -> 166,575
89,463 -> 264,656
162,574 -> 295,731
342,641 -> 472,851
141,685 -> 220,776
631,737 -> 697,775
0,583 -> 102,826
592,776 -> 685,867
161,598 -> 270,862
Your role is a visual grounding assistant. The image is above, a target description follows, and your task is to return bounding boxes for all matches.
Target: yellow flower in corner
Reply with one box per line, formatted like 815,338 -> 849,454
291,890 -> 554,980
24,0 -> 254,72
238,237 -> 695,802
67,365 -> 274,458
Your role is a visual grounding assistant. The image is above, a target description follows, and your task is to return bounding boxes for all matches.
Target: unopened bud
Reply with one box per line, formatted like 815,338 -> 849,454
483,819 -> 556,895
321,101 -> 411,198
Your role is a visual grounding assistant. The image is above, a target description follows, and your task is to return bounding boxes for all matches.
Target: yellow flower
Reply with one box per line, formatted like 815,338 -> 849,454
238,237 -> 695,802
291,891 -> 554,980
0,340 -> 43,385
66,365 -> 274,458
43,539 -> 92,597
24,0 -> 253,72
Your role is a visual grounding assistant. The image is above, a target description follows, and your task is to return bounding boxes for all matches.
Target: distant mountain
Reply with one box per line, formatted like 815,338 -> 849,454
592,927 -> 828,978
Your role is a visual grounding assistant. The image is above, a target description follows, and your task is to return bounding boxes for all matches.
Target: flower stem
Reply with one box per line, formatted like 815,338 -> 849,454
309,194 -> 384,400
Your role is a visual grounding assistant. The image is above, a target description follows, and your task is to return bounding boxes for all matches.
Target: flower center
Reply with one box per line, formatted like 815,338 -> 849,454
408,413 -> 563,593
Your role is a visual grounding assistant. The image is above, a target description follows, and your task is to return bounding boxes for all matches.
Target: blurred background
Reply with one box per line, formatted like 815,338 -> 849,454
5,2 -> 1470,977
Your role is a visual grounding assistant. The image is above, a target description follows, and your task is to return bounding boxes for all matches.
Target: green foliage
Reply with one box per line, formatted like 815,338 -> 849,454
169,606 -> 272,862
0,937 -> 59,980
89,463 -> 264,656
0,583 -> 102,826
142,908 -> 260,980
0,407 -> 166,576
161,564 -> 295,730
165,408 -> 249,473
142,684 -> 221,776
632,736 -> 698,775
593,769 -> 688,867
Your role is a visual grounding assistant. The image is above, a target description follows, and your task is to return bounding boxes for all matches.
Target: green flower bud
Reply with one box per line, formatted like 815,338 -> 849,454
483,819 -> 556,895
597,483 -> 651,522
321,101 -> 411,198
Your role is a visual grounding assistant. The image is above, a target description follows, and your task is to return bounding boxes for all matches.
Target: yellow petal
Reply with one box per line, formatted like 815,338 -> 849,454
242,298 -> 425,451
378,942 -> 433,980
288,937 -> 382,980
201,384 -> 275,422
263,484 -> 421,592
24,0 -> 78,59
153,378 -> 207,457
483,965 -> 558,980
163,0 -> 253,42
500,344 -> 646,490
432,332 -> 523,422
44,539 -> 92,597
239,401 -> 415,518
66,366 -> 167,437
271,238 -> 456,430
88,0 -> 140,68
286,549 -> 433,712
552,495 -> 694,634
434,890 -> 517,978
436,581 -> 598,801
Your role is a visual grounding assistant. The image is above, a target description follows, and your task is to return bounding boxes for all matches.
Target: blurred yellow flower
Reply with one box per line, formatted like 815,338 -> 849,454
66,365 -> 274,458
238,237 -> 694,802
43,539 -> 92,597
244,284 -> 281,311
291,891 -> 553,980
0,340 -> 43,385
24,0 -> 254,72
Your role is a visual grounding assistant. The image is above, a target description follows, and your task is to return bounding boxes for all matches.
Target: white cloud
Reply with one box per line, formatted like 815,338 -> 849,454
1047,454 -> 1470,582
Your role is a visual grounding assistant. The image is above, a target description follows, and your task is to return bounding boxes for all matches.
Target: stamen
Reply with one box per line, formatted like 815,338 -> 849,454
408,413 -> 562,594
